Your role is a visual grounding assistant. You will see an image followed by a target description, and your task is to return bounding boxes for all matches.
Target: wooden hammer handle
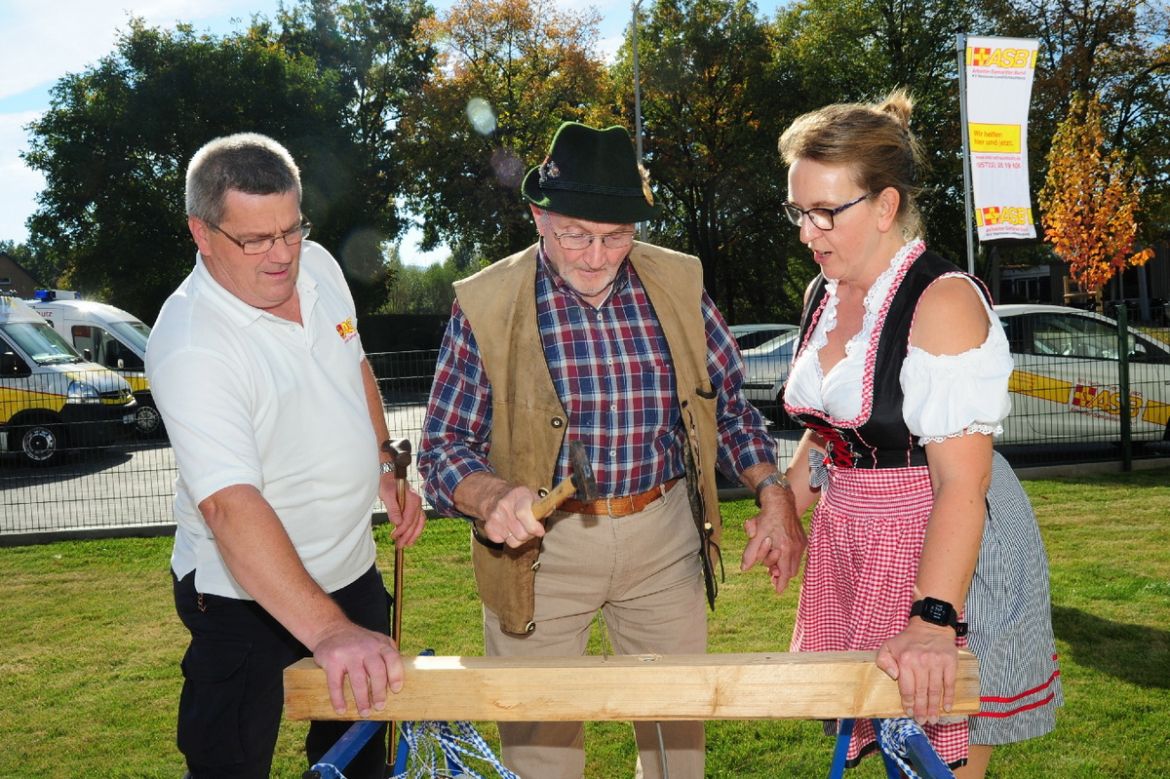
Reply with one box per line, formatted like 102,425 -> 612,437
530,477 -> 581,521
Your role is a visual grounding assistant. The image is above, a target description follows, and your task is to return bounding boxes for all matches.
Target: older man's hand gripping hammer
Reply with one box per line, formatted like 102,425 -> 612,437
381,437 -> 411,762
530,440 -> 599,520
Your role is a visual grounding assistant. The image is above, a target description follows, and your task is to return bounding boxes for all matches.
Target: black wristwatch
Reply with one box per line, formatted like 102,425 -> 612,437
910,597 -> 968,637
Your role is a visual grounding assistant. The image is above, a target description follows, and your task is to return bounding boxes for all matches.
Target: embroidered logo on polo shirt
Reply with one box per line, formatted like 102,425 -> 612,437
336,317 -> 357,343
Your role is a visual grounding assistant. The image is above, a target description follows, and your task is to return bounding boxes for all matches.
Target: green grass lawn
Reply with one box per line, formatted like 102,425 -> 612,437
2,469 -> 1167,778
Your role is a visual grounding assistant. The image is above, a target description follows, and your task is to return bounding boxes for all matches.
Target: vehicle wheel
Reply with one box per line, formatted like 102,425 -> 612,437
17,421 -> 63,467
134,402 -> 165,438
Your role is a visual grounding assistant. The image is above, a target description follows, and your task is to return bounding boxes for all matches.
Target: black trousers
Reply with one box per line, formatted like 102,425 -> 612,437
173,565 -> 390,779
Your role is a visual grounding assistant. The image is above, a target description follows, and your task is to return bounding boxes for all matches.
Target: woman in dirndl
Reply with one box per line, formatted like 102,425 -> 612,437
771,89 -> 1063,777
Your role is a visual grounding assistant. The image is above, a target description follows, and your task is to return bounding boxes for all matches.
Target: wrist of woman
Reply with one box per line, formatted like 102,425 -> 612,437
906,616 -> 960,635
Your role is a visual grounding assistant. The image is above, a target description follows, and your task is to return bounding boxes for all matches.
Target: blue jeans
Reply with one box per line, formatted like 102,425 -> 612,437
173,565 -> 390,779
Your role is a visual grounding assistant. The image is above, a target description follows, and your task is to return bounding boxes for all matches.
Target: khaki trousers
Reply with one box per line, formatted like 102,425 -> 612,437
483,484 -> 706,779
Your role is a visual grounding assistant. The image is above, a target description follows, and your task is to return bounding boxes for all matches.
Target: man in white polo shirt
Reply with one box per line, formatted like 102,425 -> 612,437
146,132 -> 425,779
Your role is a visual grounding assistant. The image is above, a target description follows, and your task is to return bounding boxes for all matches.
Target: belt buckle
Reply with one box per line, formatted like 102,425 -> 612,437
605,495 -> 616,517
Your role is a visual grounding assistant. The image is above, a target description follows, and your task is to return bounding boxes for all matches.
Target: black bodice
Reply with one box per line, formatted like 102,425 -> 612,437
786,249 -> 989,470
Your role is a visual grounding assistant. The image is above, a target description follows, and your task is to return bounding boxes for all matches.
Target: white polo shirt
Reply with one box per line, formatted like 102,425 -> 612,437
146,241 -> 379,598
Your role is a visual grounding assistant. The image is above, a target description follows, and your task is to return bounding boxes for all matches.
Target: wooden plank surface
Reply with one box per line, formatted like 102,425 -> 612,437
284,650 -> 979,722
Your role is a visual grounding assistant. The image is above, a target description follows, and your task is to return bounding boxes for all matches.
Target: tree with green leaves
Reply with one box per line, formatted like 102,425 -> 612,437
0,240 -> 58,290
24,1 -> 434,322
397,0 -> 620,264
25,20 -> 340,321
268,0 -> 439,313
623,0 -> 802,323
770,0 -> 981,270
380,249 -> 479,314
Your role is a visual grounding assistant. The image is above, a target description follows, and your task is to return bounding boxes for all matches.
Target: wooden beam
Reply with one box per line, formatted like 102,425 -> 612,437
284,650 -> 979,722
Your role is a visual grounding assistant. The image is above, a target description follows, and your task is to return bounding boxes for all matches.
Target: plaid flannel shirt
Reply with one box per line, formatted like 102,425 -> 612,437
418,250 -> 777,517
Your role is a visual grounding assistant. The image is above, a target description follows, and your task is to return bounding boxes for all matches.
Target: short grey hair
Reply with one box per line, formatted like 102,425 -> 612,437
185,132 -> 302,224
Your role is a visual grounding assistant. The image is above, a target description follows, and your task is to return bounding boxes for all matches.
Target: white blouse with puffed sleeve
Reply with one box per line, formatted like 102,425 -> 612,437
784,240 -> 1014,444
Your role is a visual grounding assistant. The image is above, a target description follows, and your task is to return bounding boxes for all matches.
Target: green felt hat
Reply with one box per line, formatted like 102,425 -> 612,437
522,122 -> 662,224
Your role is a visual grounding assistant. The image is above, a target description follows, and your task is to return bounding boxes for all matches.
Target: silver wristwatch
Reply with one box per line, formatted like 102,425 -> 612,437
754,471 -> 790,507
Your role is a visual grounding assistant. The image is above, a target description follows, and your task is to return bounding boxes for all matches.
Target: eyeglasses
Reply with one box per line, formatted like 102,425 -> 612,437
550,230 -> 636,251
782,193 -> 871,231
209,220 -> 312,255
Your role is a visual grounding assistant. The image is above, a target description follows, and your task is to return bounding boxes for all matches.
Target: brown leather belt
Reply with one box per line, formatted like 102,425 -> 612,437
560,478 -> 681,517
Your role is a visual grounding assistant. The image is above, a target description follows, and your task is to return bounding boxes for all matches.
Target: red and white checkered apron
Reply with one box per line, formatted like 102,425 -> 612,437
791,462 -> 969,767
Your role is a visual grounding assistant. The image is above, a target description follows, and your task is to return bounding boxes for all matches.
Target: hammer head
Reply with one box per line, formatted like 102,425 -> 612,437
567,440 -> 599,501
382,438 -> 412,472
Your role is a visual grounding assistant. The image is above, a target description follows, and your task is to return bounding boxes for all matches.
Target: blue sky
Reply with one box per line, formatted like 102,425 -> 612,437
0,0 -> 780,266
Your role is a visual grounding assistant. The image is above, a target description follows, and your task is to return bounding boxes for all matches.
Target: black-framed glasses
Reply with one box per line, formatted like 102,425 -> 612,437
550,230 -> 636,251
782,193 -> 871,231
209,220 -> 312,255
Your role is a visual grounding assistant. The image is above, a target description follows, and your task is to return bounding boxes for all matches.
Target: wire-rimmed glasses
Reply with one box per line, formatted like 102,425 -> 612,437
550,230 -> 637,251
209,220 -> 312,255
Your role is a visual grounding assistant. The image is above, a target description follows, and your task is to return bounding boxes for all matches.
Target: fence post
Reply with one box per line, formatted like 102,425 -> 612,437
1116,306 -> 1132,472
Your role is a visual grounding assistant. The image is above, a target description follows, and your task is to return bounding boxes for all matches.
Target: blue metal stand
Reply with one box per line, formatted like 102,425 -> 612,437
304,720 -> 384,779
828,718 -> 956,779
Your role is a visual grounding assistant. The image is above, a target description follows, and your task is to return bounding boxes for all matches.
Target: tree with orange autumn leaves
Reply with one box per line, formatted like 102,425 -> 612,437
1038,92 -> 1154,296
396,0 -> 620,263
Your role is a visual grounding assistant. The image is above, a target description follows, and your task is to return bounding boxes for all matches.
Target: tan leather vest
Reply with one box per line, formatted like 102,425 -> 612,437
454,241 -> 722,634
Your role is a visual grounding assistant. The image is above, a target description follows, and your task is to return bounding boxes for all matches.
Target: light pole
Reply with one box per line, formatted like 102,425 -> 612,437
632,0 -> 645,237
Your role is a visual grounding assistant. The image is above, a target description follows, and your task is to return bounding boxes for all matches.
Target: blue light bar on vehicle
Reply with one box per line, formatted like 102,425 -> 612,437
33,289 -> 80,301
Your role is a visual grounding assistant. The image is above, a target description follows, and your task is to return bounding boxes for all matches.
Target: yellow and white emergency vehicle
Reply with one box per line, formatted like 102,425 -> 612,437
996,304 -> 1170,444
0,295 -> 136,466
26,290 -> 162,437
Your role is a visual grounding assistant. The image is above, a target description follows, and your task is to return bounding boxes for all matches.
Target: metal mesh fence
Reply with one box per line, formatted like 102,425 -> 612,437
3,330 -> 1168,543
1,351 -> 438,542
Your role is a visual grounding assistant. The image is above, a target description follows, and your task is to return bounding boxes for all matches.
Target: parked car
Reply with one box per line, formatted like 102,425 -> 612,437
994,304 -> 1170,444
1,296 -> 137,466
27,291 -> 162,438
730,323 -> 798,351
739,330 -> 801,426
736,304 -> 1170,444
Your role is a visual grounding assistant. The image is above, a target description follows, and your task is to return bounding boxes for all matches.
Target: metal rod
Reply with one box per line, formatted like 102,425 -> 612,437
633,0 -> 646,240
1117,304 -> 1133,471
956,33 -> 977,276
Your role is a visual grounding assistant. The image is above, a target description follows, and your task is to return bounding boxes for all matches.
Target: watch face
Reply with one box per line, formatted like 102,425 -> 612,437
923,600 -> 950,623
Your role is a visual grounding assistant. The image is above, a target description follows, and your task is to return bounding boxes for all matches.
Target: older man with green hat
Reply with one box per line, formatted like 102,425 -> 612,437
419,121 -> 804,778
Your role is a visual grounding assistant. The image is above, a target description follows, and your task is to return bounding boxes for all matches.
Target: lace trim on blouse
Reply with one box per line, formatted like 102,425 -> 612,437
787,242 -> 1013,442
918,422 -> 1003,445
792,239 -> 925,427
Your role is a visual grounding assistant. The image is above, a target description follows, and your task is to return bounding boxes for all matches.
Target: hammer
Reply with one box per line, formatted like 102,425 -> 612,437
381,438 -> 411,645
530,440 -> 599,520
381,437 -> 411,763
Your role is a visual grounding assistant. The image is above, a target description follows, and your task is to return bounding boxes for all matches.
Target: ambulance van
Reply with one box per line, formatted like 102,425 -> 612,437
27,291 -> 162,437
1,295 -> 137,466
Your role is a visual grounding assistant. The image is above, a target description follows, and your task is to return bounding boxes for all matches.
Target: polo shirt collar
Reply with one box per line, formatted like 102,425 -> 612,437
191,250 -> 318,327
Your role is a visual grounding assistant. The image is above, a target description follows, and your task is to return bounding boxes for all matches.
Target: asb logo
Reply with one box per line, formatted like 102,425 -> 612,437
968,46 -> 1038,69
335,317 -> 357,343
977,207 -> 1034,227
1071,383 -> 1142,418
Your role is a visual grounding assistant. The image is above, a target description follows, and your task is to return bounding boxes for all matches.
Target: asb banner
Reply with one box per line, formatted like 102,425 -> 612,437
964,35 -> 1039,241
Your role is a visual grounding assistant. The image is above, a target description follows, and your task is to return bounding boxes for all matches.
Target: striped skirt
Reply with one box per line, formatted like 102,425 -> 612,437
791,451 -> 1061,767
